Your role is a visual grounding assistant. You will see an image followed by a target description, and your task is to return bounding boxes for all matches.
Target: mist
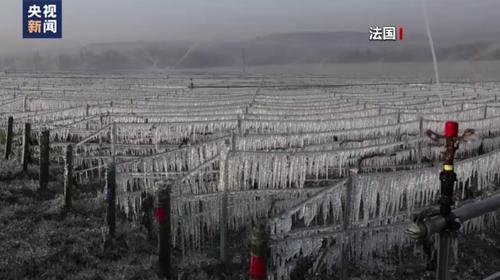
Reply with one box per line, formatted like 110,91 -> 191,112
1,0 -> 500,71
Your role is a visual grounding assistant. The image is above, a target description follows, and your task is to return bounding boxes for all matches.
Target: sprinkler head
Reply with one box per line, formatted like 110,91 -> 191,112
444,121 -> 459,138
405,222 -> 427,240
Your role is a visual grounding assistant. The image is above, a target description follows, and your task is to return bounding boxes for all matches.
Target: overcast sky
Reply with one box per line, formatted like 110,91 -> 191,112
0,0 -> 499,55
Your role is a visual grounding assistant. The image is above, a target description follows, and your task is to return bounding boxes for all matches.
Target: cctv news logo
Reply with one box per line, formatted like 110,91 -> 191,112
23,0 -> 62,39
369,26 -> 404,42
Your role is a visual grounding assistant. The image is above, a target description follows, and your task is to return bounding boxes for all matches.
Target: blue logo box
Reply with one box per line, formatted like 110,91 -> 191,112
23,0 -> 62,39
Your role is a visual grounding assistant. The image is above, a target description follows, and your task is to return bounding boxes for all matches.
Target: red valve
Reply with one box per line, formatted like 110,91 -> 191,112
249,254 -> 266,279
444,121 -> 459,138
155,207 -> 165,224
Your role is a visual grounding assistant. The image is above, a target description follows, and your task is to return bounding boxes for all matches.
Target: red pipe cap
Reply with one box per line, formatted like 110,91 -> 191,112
155,207 -> 165,224
444,121 -> 459,137
249,254 -> 266,279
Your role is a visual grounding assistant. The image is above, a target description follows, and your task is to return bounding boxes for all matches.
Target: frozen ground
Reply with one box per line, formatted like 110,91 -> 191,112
0,159 -> 160,280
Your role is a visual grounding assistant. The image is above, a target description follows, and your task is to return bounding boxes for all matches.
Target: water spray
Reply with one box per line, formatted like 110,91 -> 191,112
422,0 -> 445,109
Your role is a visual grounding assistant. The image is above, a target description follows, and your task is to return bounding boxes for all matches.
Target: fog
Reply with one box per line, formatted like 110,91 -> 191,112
1,0 -> 499,72
1,0 -> 499,55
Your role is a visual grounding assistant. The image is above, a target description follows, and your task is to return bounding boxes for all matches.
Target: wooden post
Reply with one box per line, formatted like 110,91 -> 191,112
64,145 -> 73,209
340,177 -> 353,280
39,130 -> 50,190
484,105 -> 488,119
248,223 -> 269,280
106,162 -> 116,237
396,110 -> 401,141
22,123 -> 31,172
85,104 -> 90,130
220,181 -> 229,266
154,127 -> 160,154
111,122 -> 117,161
231,131 -> 236,151
237,116 -> 242,136
141,193 -> 154,236
4,116 -> 13,159
23,96 -> 27,112
219,143 -> 231,267
417,117 -> 424,167
98,116 -> 103,181
157,183 -> 172,278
